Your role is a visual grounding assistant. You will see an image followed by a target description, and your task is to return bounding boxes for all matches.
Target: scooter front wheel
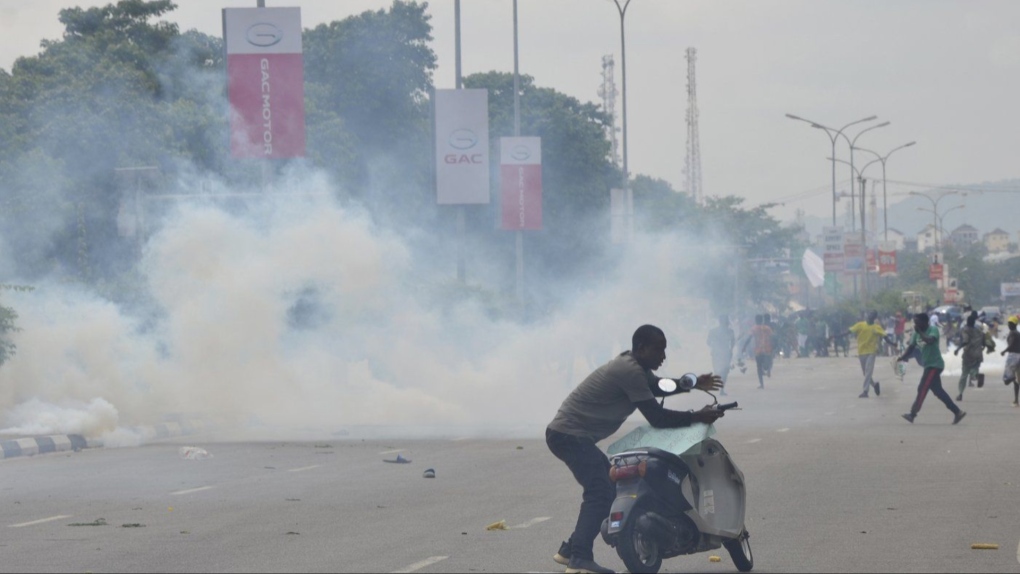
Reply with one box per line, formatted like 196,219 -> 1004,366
616,510 -> 663,574
723,530 -> 753,572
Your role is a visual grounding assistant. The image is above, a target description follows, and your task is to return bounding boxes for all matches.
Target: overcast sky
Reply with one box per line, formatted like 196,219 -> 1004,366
2,0 -> 1018,224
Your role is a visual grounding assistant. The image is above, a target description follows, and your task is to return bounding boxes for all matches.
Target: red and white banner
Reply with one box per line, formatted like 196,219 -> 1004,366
929,263 -> 944,281
822,227 -> 844,273
878,249 -> 897,277
224,7 -> 305,159
434,89 -> 490,205
500,137 -> 542,230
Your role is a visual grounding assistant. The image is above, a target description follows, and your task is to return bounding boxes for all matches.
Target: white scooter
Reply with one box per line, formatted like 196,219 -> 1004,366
600,376 -> 752,573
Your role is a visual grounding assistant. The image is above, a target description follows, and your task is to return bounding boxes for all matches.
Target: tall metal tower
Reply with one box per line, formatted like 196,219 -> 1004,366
684,47 -> 703,204
598,55 -> 621,167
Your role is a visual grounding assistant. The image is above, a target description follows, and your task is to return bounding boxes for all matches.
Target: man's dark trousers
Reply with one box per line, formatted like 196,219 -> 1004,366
911,367 -> 961,416
546,428 -> 613,561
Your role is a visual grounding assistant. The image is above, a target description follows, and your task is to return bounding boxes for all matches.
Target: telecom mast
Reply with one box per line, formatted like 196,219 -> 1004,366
684,47 -> 703,204
598,55 -> 620,167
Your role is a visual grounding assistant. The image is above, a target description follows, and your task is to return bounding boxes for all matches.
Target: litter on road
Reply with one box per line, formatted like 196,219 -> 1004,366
485,520 -> 507,531
423,468 -> 435,478
179,446 -> 212,460
384,454 -> 411,463
970,543 -> 999,550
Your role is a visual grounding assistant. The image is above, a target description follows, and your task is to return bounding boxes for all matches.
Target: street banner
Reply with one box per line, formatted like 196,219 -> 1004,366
843,235 -> 864,274
434,89 -> 490,204
499,137 -> 542,230
610,188 -> 632,244
1002,282 -> 1020,298
223,7 -> 305,158
822,227 -> 844,273
878,248 -> 897,277
929,263 -> 944,281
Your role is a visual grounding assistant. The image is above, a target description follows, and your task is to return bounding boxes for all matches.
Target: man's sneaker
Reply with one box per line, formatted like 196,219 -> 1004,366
858,392 -> 869,398
873,382 -> 881,396
955,394 -> 963,402
553,541 -> 571,566
952,411 -> 967,425
565,557 -> 615,574
1013,401 -> 1019,408
902,413 -> 915,423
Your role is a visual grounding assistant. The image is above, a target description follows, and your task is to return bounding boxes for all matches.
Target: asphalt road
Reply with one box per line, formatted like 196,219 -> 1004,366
1,354 -> 1019,573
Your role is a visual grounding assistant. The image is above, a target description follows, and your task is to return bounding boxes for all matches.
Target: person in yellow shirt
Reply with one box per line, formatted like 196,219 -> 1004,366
833,311 -> 892,398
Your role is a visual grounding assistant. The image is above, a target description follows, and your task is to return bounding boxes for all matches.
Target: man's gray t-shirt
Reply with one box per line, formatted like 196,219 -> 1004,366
547,351 -> 657,442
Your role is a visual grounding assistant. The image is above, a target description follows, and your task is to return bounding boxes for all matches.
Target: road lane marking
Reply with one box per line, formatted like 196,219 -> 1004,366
746,438 -> 762,444
288,465 -> 320,473
8,515 -> 72,528
379,449 -> 404,455
512,516 -> 551,529
777,428 -> 790,433
170,486 -> 215,496
392,556 -> 449,573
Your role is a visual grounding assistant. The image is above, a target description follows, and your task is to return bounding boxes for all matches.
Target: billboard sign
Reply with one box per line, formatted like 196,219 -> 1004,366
500,137 -> 542,230
434,89 -> 490,205
223,7 -> 305,158
1002,282 -> 1020,298
878,248 -> 897,277
929,263 -> 944,281
822,227 -> 844,273
843,235 -> 864,274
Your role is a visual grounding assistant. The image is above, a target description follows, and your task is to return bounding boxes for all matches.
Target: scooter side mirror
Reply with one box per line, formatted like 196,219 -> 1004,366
657,379 -> 677,393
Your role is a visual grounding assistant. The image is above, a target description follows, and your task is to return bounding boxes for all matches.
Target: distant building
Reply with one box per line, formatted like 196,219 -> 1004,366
950,224 -> 980,249
883,228 -> 906,251
984,228 -> 1010,253
904,237 -> 918,253
916,224 -> 939,252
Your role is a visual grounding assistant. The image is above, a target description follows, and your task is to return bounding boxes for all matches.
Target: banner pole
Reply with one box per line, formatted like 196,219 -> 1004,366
513,0 -> 524,305
455,0 -> 466,283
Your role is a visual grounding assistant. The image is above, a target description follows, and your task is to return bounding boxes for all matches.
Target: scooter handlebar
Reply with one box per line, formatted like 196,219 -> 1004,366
717,401 -> 739,412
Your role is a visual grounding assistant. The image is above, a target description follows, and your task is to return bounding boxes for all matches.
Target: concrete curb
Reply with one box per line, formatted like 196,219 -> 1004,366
0,420 -> 208,461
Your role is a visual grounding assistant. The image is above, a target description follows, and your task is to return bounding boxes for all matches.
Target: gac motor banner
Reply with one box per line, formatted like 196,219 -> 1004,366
223,7 -> 305,158
500,137 -> 542,230
434,89 -> 490,204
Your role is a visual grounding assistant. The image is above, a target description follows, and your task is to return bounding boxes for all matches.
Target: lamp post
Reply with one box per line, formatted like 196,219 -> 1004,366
910,191 -> 962,250
829,156 -> 881,298
845,121 -> 890,230
916,203 -> 965,250
612,0 -> 632,188
786,113 -> 877,226
855,142 -> 917,242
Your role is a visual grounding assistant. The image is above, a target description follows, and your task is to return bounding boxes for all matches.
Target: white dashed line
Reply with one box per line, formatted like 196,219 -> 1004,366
170,486 -> 215,496
512,516 -> 551,529
777,428 -> 790,433
288,465 -> 320,473
746,438 -> 762,444
8,515 -> 72,528
392,556 -> 449,573
378,449 -> 404,455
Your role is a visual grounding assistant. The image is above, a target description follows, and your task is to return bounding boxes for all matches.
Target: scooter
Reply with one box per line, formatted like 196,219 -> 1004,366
600,376 -> 752,573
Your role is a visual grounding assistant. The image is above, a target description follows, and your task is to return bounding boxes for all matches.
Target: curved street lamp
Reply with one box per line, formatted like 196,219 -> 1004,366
611,0 -> 633,187
828,156 -> 882,299
856,141 -> 917,241
845,121 -> 890,230
910,190 -> 963,250
786,113 -> 877,226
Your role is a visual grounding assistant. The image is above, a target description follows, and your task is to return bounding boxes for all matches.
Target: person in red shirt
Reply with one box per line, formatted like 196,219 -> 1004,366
894,312 -> 907,351
741,314 -> 774,389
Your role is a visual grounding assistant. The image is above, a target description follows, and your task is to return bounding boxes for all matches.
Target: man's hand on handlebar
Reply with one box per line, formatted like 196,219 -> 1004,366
692,405 -> 724,425
695,374 -> 725,393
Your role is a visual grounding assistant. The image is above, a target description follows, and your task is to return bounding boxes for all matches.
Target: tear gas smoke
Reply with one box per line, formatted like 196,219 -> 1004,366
0,167 -> 728,443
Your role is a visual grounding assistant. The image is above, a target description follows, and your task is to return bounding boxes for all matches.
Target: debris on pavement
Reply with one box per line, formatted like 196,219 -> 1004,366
384,454 -> 411,464
423,468 -> 435,478
709,555 -> 721,562
970,543 -> 999,550
121,523 -> 146,528
68,518 -> 107,527
179,446 -> 212,460
485,520 -> 507,531
516,446 -> 524,450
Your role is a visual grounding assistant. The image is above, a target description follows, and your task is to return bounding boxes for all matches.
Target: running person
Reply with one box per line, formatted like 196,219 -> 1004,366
741,315 -> 774,389
1001,316 -> 1020,407
832,311 -> 889,398
898,313 -> 966,425
953,313 -> 994,401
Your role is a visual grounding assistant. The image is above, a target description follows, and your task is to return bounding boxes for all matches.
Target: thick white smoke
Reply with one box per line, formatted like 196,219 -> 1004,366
0,168 -> 722,442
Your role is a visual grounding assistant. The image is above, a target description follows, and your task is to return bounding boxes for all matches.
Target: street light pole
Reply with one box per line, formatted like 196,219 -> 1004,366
612,0 -> 632,188
829,156 -> 881,299
785,114 -> 877,226
910,191 -> 962,251
856,141 -> 916,242
846,121 -> 890,231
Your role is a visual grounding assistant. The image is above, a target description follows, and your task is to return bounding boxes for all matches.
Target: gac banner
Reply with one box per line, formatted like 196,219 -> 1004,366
500,137 -> 542,230
434,89 -> 490,204
223,7 -> 305,158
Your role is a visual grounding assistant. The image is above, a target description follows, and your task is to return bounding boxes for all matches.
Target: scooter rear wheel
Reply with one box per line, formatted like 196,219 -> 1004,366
616,510 -> 663,574
723,530 -> 753,572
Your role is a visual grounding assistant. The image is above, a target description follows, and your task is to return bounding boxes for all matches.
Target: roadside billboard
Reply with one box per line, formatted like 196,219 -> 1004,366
1002,282 -> 1020,298
434,89 -> 490,205
500,137 -> 542,230
877,248 -> 897,277
223,7 -> 305,158
822,227 -> 844,273
843,235 -> 864,274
